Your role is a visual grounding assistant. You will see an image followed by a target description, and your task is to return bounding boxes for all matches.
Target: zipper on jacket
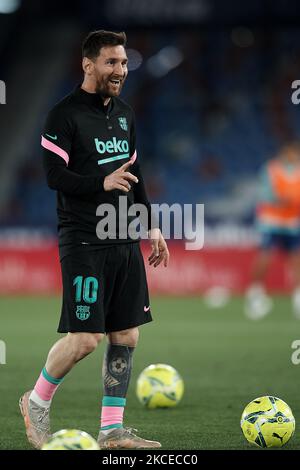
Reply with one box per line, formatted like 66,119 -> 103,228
106,114 -> 112,131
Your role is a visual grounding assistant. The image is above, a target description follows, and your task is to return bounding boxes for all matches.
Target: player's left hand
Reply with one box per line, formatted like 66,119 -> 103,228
148,228 -> 169,268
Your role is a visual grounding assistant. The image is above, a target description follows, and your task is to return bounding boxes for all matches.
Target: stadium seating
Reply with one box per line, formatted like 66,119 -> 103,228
1,29 -> 300,229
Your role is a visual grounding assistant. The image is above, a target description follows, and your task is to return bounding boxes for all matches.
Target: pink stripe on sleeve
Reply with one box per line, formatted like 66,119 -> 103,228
130,150 -> 137,163
41,136 -> 69,166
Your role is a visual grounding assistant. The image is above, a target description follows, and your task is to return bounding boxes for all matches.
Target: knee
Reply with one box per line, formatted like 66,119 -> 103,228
108,328 -> 139,347
69,332 -> 103,360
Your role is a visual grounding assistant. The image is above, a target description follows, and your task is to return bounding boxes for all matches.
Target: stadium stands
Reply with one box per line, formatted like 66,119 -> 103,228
1,29 -> 300,229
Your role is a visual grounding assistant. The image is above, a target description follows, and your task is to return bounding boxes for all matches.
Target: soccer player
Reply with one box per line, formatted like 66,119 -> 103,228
19,30 -> 169,449
245,141 -> 300,319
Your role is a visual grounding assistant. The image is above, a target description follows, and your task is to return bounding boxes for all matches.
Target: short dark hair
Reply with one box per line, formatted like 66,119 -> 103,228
82,30 -> 127,60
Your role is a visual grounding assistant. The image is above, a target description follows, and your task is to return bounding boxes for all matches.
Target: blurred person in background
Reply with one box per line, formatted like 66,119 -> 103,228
245,141 -> 300,319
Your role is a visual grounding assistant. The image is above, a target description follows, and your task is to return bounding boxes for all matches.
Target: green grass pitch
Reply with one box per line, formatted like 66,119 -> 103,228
1,295 -> 300,450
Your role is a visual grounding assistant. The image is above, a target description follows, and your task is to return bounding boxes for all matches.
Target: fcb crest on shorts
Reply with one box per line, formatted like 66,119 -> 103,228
118,117 -> 128,131
76,305 -> 90,321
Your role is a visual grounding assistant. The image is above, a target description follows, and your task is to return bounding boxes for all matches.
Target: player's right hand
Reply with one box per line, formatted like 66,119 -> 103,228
103,160 -> 139,192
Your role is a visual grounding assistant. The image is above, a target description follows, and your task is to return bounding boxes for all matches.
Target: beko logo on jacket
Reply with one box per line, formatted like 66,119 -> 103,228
95,137 -> 129,154
95,137 -> 130,165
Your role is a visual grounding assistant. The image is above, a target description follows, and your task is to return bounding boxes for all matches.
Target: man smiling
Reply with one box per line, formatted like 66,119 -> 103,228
19,30 -> 169,450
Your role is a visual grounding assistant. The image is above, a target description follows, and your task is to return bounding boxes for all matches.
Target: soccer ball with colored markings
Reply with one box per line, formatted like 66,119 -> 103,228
136,363 -> 184,409
241,396 -> 295,448
41,429 -> 99,450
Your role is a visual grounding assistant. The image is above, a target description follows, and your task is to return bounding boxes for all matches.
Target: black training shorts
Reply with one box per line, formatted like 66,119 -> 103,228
58,243 -> 152,333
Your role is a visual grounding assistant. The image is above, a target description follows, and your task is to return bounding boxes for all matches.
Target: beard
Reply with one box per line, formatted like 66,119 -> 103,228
95,74 -> 125,98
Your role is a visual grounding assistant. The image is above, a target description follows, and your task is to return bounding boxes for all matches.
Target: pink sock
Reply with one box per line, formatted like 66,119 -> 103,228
33,367 -> 64,403
101,406 -> 124,430
34,374 -> 58,401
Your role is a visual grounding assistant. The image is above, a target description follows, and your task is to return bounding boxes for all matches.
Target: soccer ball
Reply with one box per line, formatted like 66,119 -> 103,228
41,429 -> 100,450
241,396 -> 295,448
136,363 -> 184,409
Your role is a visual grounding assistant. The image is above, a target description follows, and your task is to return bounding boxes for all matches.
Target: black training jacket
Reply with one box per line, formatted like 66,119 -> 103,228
42,86 -> 154,259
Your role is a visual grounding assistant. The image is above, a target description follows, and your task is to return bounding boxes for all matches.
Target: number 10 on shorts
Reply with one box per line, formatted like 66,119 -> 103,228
73,276 -> 99,304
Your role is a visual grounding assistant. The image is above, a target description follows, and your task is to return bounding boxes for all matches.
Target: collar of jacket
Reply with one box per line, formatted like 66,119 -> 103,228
74,85 -> 113,114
